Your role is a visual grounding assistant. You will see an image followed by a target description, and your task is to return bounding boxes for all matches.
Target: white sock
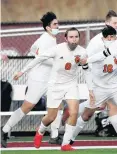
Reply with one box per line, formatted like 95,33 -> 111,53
62,123 -> 76,146
3,108 -> 25,133
51,110 -> 63,138
38,122 -> 48,135
71,116 -> 87,141
109,114 -> 117,133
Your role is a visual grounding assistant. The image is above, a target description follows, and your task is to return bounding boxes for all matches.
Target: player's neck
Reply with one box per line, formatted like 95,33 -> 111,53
47,31 -> 56,39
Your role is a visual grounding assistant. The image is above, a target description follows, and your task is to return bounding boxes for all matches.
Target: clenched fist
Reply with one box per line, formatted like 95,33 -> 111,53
80,58 -> 87,65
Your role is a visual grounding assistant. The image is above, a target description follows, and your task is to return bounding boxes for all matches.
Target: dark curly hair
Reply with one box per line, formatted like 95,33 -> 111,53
40,12 -> 57,31
102,25 -> 116,38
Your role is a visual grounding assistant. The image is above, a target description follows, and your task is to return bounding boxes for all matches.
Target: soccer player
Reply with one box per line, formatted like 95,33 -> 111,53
69,10 -> 117,144
13,27 -> 93,151
70,25 -> 117,144
1,12 -> 63,147
86,10 -> 117,55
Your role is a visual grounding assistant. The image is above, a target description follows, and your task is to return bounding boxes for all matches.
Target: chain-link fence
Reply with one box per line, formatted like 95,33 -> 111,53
1,22 -> 104,54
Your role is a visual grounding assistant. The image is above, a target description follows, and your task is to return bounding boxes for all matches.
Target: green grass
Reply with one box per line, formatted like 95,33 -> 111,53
1,149 -> 117,154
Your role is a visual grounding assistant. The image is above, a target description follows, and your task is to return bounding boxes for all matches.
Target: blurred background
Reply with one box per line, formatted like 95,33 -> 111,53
1,0 -> 117,55
1,0 -> 117,22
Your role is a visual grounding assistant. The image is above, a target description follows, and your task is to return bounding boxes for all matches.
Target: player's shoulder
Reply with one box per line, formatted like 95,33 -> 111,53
46,42 -> 65,52
77,45 -> 86,54
77,45 -> 86,50
87,33 -> 102,46
109,40 -> 117,50
56,42 -> 66,48
32,32 -> 53,47
90,33 -> 102,42
31,34 -> 44,48
39,32 -> 50,41
74,45 -> 87,58
86,33 -> 103,55
34,32 -> 52,43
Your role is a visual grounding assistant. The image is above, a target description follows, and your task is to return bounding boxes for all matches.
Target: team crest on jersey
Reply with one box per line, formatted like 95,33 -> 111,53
75,56 -> 80,64
65,62 -> 72,70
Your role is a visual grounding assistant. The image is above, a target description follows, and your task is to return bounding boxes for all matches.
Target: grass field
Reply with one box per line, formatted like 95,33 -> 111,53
1,135 -> 117,154
1,149 -> 117,154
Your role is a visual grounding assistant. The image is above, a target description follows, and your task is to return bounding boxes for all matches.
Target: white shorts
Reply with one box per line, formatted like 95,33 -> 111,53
47,81 -> 79,108
92,85 -> 117,107
24,78 -> 47,104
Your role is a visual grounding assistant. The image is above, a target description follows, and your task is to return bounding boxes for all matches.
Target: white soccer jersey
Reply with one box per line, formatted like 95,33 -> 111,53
87,33 -> 102,56
108,40 -> 117,56
86,37 -> 117,89
22,42 -> 92,89
28,32 -> 57,82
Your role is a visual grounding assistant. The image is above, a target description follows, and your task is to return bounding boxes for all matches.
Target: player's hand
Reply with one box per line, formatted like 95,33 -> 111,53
97,103 -> 106,111
80,58 -> 87,65
13,72 -> 23,80
1,54 -> 9,62
89,90 -> 95,107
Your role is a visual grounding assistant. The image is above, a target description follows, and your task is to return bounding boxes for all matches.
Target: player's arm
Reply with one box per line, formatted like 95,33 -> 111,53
86,38 -> 97,57
22,47 -> 56,73
87,52 -> 105,63
13,46 -> 56,80
86,41 -> 117,63
82,63 -> 95,106
79,51 -> 93,91
30,42 -> 54,66
30,37 -> 45,57
80,51 -> 95,104
82,63 -> 93,91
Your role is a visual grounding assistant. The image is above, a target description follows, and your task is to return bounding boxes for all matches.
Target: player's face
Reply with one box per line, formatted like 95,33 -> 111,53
106,35 -> 117,41
106,17 -> 117,30
103,35 -> 117,47
47,19 -> 59,36
50,19 -> 59,29
66,30 -> 80,50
